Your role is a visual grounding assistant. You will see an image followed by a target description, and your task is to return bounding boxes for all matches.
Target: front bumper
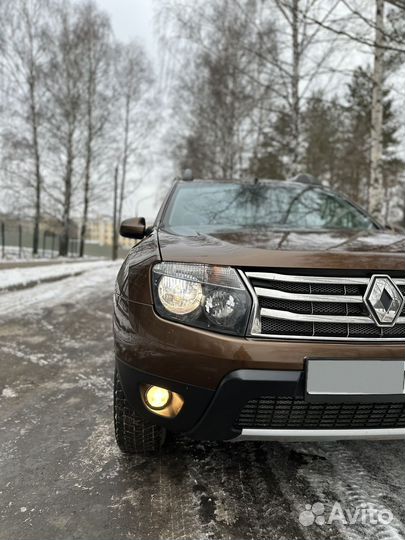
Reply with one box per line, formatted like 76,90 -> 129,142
116,359 -> 405,441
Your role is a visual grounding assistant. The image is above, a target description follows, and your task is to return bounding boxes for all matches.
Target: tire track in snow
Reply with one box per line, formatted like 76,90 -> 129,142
98,440 -> 209,540
282,441 -> 405,540
171,440 -> 304,540
252,442 -> 341,540
344,440 -> 405,523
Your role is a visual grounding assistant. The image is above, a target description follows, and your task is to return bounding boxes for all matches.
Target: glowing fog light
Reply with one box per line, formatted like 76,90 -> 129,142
144,386 -> 172,410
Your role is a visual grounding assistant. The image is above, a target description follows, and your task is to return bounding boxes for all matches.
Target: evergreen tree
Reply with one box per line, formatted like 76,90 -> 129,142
250,67 -> 403,226
302,93 -> 342,184
337,67 -> 404,219
249,108 -> 292,180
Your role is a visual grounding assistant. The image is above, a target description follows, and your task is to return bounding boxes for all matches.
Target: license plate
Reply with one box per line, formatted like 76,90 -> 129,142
307,360 -> 405,395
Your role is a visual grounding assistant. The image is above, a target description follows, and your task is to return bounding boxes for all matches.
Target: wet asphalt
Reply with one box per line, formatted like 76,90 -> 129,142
1,265 -> 405,540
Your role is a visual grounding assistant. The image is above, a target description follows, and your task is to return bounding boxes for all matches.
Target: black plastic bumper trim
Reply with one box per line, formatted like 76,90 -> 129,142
116,358 -> 214,433
186,369 -> 304,440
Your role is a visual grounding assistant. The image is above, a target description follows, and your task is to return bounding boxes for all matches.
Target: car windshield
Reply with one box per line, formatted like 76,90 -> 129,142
163,182 -> 377,232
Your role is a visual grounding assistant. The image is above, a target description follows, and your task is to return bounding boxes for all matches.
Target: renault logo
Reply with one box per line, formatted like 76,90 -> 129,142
364,275 -> 404,327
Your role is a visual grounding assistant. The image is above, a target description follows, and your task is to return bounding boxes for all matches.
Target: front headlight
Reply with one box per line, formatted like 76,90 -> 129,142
158,275 -> 203,315
152,262 -> 252,336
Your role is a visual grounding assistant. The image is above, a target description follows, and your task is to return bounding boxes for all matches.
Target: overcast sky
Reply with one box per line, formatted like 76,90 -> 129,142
96,0 -> 157,57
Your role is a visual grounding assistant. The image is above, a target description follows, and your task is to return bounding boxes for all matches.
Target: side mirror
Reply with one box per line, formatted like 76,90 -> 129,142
119,217 -> 146,239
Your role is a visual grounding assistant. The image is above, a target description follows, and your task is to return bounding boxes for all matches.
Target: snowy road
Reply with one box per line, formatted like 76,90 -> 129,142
1,264 -> 405,540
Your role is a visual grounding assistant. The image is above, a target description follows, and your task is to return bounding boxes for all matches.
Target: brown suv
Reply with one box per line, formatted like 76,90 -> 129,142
113,176 -> 405,454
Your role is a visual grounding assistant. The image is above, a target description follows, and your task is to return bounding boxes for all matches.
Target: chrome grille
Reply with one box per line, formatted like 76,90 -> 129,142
243,271 -> 405,341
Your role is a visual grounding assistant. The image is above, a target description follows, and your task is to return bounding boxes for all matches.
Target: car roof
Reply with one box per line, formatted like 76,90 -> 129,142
176,178 -> 324,189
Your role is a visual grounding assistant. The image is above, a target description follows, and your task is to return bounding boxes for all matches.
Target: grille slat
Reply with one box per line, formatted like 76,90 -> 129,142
236,397 -> 405,430
261,307 -> 389,325
245,271 -> 405,341
247,271 -> 372,285
255,286 -> 363,304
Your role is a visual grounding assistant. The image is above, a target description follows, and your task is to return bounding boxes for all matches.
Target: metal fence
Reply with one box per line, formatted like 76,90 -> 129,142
0,223 -> 63,259
0,221 -> 128,260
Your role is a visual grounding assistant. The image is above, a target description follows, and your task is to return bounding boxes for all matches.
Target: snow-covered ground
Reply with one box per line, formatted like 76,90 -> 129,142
0,260 -> 112,291
0,246 -> 61,261
0,254 -> 100,265
0,261 -> 120,317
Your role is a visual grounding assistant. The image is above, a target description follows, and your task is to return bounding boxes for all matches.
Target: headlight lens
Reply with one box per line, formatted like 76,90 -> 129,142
152,262 -> 252,336
158,275 -> 202,315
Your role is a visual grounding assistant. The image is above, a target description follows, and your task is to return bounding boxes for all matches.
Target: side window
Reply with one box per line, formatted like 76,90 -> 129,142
322,195 -> 368,229
284,190 -> 370,229
284,189 -> 324,228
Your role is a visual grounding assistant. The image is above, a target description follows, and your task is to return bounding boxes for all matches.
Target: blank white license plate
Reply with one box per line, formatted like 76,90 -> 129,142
307,360 -> 405,395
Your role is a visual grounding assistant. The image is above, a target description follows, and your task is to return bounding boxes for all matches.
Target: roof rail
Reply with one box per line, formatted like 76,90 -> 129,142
289,173 -> 322,186
182,169 -> 193,181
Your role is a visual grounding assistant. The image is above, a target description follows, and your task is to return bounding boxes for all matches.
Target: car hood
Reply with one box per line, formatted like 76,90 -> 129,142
158,226 -> 405,271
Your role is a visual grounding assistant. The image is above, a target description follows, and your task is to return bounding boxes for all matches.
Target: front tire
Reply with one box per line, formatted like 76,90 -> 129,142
114,368 -> 166,454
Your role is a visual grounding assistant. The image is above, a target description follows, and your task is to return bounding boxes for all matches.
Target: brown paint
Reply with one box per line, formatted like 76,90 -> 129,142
158,230 -> 405,271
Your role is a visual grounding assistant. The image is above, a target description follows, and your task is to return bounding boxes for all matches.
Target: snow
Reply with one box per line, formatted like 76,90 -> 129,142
0,261 -> 121,318
0,254 -> 98,265
0,260 -> 110,291
0,246 -> 76,262
1,387 -> 17,398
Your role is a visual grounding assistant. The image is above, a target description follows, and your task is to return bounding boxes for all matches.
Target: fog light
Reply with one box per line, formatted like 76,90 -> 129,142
141,384 -> 184,418
144,385 -> 172,410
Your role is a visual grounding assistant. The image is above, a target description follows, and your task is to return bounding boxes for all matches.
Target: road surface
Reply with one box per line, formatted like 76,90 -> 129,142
1,263 -> 405,540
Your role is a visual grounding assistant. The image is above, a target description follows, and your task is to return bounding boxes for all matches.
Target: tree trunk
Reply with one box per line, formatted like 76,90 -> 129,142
112,164 -> 119,261
28,50 -> 42,256
117,93 -> 130,228
79,90 -> 93,258
31,97 -> 41,256
59,126 -> 75,256
384,178 -> 390,224
369,0 -> 385,221
290,0 -> 300,176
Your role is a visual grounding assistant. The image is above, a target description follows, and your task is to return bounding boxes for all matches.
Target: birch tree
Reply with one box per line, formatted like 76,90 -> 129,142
160,0 -> 279,178
369,0 -> 385,219
112,41 -> 153,228
112,163 -> 119,261
76,1 -> 112,257
305,0 -> 405,221
274,0 -> 301,174
271,0 -> 344,176
44,2 -> 83,256
0,0 -> 156,258
0,0 -> 49,254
